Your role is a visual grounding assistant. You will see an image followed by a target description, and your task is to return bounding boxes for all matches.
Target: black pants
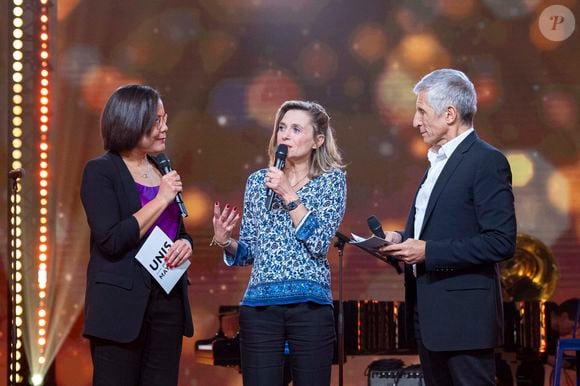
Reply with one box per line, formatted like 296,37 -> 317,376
90,282 -> 184,386
239,302 -> 336,386
414,306 -> 495,386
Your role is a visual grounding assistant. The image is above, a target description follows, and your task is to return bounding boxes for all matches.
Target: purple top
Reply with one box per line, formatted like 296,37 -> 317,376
135,183 -> 180,240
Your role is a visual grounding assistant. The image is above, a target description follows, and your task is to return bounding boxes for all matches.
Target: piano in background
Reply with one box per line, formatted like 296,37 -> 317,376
195,305 -> 241,367
194,300 -> 555,369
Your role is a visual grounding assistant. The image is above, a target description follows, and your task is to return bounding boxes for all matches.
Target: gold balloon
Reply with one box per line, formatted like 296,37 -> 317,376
500,233 -> 559,301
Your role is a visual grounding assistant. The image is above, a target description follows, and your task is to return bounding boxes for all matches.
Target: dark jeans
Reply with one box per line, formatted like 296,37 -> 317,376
90,281 -> 184,386
239,302 -> 336,386
414,306 -> 495,386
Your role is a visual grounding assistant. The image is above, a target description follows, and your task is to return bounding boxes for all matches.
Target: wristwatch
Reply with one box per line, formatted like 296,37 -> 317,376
284,198 -> 301,211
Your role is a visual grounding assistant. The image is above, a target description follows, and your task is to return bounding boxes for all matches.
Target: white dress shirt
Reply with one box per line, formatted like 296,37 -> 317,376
412,128 -> 474,273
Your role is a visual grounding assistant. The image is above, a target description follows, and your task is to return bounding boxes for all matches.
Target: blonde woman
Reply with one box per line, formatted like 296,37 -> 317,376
212,100 -> 347,386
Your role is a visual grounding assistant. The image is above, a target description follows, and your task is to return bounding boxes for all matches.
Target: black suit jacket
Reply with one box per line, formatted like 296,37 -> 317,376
403,132 -> 516,352
80,151 -> 194,343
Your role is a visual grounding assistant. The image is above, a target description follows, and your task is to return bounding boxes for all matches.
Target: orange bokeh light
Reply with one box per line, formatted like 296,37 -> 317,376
246,70 -> 302,128
349,23 -> 388,65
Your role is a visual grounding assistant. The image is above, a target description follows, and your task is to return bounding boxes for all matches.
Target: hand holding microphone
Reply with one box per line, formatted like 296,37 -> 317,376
265,144 -> 288,210
154,153 -> 188,217
367,215 -> 403,273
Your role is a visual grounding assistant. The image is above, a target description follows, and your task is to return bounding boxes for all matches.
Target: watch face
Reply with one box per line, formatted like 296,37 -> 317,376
285,199 -> 300,211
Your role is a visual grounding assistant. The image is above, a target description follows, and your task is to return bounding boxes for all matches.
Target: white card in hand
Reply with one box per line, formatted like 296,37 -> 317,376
349,233 -> 393,250
135,226 -> 190,294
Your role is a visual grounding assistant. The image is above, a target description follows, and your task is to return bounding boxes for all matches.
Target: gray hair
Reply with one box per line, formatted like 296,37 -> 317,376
413,69 -> 477,125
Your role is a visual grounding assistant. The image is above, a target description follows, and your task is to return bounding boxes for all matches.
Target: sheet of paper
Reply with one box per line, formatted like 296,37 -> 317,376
349,233 -> 393,250
135,226 -> 190,294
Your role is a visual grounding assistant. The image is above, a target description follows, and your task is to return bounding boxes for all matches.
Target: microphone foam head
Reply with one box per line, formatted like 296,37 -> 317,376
275,144 -> 288,158
367,215 -> 380,228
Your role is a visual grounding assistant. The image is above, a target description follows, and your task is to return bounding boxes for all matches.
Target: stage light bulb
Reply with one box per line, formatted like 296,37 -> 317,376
12,72 -> 23,83
31,373 -> 44,386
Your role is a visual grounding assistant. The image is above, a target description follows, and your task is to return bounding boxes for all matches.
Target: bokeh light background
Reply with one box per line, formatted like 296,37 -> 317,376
3,0 -> 580,384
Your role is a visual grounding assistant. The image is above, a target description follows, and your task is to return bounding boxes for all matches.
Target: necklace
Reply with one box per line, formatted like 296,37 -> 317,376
141,161 -> 152,178
291,174 -> 309,189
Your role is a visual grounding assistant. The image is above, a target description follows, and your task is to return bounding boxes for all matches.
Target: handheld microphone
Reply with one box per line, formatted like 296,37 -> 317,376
367,215 -> 402,274
154,154 -> 188,218
265,144 -> 288,210
367,215 -> 386,239
8,168 -> 24,179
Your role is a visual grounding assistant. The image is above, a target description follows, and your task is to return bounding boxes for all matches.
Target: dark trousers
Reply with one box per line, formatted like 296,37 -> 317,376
239,302 -> 336,386
90,282 -> 184,386
415,306 -> 496,386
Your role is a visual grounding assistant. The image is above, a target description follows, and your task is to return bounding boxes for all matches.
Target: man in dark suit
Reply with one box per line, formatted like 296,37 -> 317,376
379,69 -> 516,386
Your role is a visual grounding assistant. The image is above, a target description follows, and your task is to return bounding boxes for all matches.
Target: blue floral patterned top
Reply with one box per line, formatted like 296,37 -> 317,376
225,168 -> 347,307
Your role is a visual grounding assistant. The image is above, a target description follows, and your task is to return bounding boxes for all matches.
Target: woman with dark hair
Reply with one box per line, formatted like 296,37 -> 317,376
80,84 -> 193,386
212,100 -> 347,386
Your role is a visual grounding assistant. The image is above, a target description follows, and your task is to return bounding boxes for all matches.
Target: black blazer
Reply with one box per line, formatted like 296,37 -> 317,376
403,132 -> 516,352
80,151 -> 194,343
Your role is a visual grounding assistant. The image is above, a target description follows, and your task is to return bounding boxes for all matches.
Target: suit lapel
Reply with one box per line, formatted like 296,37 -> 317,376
109,152 -> 142,215
419,132 -> 478,237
